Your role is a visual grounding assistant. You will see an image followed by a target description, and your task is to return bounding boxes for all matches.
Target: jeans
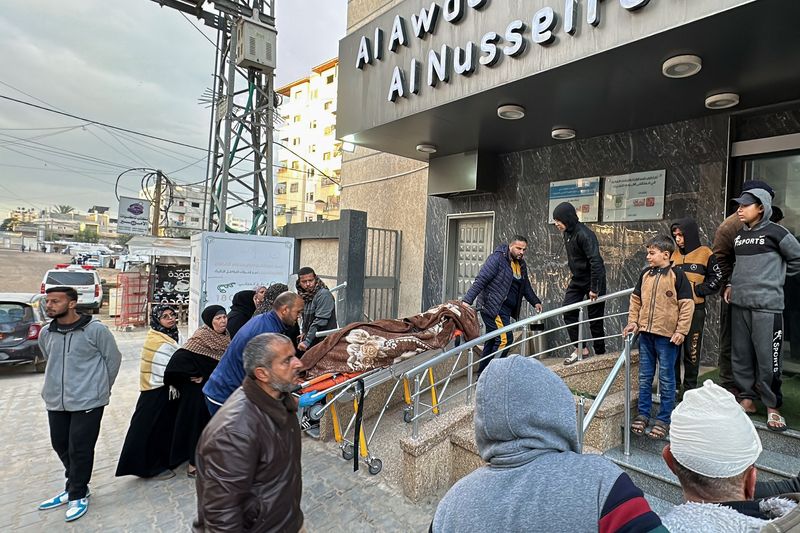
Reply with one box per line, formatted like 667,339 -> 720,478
637,332 -> 679,425
48,407 -> 105,500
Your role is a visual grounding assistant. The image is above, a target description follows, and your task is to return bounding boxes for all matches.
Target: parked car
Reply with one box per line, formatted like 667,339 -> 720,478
0,293 -> 49,372
41,264 -> 103,313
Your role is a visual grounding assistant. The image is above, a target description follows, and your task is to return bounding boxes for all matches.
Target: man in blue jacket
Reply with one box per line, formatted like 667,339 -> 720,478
463,236 -> 542,373
204,291 -> 303,415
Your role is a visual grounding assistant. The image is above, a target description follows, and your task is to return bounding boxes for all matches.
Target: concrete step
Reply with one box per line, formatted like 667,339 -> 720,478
621,426 -> 800,481
752,420 -> 800,459
603,446 -> 683,504
643,493 -> 675,517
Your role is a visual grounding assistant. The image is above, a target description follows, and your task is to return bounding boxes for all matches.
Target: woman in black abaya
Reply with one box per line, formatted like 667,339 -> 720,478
164,305 -> 230,477
225,289 -> 256,337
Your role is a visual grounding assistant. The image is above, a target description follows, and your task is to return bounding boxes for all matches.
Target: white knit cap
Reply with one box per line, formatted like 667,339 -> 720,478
670,380 -> 762,478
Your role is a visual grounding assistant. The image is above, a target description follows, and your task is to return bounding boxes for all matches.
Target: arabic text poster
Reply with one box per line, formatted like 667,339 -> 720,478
548,177 -> 601,223
602,170 -> 667,222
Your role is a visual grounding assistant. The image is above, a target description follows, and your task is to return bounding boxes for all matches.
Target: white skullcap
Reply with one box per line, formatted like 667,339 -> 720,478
670,380 -> 762,478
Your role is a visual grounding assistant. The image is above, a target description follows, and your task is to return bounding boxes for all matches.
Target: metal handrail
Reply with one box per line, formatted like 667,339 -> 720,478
406,288 -> 635,438
403,288 -> 633,380
578,333 -> 635,456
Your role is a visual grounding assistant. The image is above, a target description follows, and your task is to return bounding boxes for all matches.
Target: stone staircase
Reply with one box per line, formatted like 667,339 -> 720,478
604,409 -> 800,514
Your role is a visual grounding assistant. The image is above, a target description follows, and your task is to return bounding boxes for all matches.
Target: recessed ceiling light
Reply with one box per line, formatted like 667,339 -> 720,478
497,104 -> 526,120
416,143 -> 437,154
705,92 -> 740,110
662,55 -> 702,78
551,128 -> 576,140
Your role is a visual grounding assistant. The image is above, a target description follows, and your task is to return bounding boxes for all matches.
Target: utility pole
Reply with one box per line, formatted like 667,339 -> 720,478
148,0 -> 277,235
151,170 -> 163,236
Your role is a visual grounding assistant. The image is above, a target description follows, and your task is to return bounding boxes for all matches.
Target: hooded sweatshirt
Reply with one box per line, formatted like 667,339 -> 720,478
40,314 -> 123,411
432,356 -> 665,533
730,188 -> 800,312
226,290 -> 256,338
553,202 -> 606,293
663,496 -> 800,533
670,218 -> 722,305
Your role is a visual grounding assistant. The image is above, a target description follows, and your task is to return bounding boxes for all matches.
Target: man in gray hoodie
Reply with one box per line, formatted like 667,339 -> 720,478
37,286 -> 122,522
432,355 -> 665,533
725,187 -> 800,432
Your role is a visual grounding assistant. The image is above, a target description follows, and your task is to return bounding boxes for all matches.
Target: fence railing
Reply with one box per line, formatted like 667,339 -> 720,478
402,288 -> 635,450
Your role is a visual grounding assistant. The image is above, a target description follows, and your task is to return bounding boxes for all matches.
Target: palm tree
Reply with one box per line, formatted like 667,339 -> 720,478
55,205 -> 75,214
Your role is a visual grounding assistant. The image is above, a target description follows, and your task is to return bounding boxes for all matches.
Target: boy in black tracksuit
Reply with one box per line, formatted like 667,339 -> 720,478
670,218 -> 722,398
552,202 -> 607,365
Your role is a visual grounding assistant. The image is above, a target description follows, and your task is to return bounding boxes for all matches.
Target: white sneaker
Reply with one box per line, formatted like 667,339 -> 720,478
563,350 -> 590,366
39,487 -> 90,510
65,498 -> 89,522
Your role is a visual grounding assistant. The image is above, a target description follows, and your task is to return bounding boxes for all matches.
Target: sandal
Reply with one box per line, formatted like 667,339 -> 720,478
631,415 -> 648,435
649,421 -> 669,440
767,411 -> 788,433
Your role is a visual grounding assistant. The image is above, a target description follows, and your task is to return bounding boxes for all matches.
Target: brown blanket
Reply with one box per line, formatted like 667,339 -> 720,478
299,301 -> 479,378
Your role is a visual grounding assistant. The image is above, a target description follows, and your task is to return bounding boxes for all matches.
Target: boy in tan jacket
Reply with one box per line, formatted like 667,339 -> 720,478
623,235 -> 695,439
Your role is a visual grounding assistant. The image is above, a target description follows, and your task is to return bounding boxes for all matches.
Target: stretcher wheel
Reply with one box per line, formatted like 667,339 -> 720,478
403,409 -> 413,423
341,444 -> 354,461
368,458 -> 383,475
308,403 -> 325,421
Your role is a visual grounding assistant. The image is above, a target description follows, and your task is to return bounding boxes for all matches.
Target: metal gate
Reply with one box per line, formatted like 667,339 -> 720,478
444,214 -> 494,301
115,271 -> 149,328
363,227 -> 401,320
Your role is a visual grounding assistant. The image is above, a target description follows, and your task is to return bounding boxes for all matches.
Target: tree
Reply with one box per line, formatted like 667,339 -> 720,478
0,218 -> 16,231
74,228 -> 99,243
55,205 -> 75,214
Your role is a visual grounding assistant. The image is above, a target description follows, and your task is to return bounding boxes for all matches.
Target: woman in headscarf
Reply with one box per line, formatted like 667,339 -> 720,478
226,289 -> 256,338
164,305 -> 230,477
116,305 -> 184,480
253,285 -> 270,315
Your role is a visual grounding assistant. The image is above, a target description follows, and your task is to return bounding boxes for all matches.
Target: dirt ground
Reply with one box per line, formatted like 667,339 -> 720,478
0,250 -> 117,317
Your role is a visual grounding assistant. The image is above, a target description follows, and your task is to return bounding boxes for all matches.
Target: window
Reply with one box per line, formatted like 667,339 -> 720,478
294,90 -> 304,99
292,137 -> 300,146
293,115 -> 301,123
324,125 -> 335,136
178,201 -> 184,207
275,182 -> 287,195
309,145 -> 317,153
275,204 -> 285,215
306,192 -> 314,201
311,89 -> 318,99
45,272 -> 95,286
291,161 -> 300,170
281,115 -> 289,121
305,216 -> 314,222
323,152 -> 332,161
288,207 -> 296,215
324,101 -> 333,111
190,217 -> 200,223
290,183 -> 299,193
327,74 -> 335,84
310,120 -> 317,129
191,202 -> 200,208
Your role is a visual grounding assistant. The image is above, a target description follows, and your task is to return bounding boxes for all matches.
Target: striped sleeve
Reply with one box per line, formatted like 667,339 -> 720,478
599,473 -> 667,533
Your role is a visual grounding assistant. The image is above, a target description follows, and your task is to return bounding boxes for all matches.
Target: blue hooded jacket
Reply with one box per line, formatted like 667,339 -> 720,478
462,243 -> 540,318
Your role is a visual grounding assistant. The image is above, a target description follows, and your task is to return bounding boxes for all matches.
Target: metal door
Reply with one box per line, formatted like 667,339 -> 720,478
444,214 -> 494,301
363,227 -> 402,320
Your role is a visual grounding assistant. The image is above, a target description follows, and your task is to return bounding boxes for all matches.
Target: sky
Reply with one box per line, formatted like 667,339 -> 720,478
0,0 -> 347,219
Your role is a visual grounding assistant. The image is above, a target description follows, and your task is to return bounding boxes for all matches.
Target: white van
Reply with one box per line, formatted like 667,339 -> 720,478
41,264 -> 103,314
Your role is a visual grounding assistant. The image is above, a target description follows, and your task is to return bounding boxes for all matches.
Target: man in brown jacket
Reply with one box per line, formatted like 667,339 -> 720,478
194,333 -> 304,533
712,180 -> 775,394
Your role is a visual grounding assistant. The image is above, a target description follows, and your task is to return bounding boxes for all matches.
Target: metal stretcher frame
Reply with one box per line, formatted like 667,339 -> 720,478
295,332 -> 463,474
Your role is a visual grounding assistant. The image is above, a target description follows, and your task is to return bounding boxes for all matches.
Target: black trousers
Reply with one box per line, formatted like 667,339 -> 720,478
562,283 -> 606,355
48,407 -> 105,500
675,305 -> 706,393
479,311 -> 513,373
718,300 -> 737,392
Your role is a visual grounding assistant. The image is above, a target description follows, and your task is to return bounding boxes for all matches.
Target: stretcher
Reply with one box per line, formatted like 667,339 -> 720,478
294,331 -> 464,475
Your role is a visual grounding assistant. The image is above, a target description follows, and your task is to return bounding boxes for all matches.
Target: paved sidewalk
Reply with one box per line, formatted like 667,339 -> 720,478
0,329 -> 436,532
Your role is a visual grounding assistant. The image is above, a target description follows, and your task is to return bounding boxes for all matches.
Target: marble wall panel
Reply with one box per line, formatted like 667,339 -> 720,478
423,115 -> 730,362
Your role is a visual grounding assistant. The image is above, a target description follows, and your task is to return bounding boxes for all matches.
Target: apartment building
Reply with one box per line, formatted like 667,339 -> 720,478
275,58 -> 341,230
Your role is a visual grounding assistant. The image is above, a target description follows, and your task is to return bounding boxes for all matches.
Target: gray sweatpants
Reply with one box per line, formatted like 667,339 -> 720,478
730,305 -> 783,409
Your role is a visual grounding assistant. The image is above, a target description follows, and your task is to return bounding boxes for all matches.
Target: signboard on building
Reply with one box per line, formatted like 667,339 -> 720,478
602,170 -> 666,222
153,264 -> 191,304
117,196 -> 151,235
548,177 -> 600,223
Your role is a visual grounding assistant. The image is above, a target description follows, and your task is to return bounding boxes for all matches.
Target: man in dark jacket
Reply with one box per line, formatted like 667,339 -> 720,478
38,287 -> 122,523
203,292 -> 303,415
671,218 -> 722,397
552,202 -> 607,365
462,236 -> 542,373
194,333 -> 304,533
296,267 -> 337,352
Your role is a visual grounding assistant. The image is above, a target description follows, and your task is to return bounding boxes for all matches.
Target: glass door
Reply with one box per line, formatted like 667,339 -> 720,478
741,152 -> 800,372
